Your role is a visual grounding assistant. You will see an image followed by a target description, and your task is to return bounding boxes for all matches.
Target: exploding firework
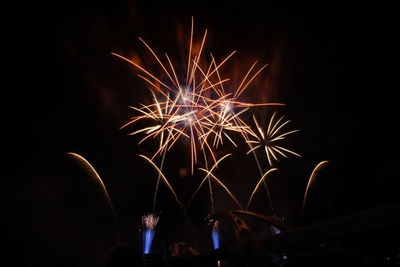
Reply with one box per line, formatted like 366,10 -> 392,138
113,17 -> 284,214
142,213 -> 160,255
113,17 -> 308,218
114,17 -> 283,171
243,113 -> 301,215
247,112 -> 301,167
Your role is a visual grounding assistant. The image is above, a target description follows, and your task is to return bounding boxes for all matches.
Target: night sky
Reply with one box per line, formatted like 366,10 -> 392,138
5,1 -> 399,266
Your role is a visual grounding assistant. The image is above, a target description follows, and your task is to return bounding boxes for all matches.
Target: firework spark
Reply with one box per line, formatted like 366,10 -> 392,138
66,152 -> 118,223
186,153 -> 232,210
142,213 -> 160,255
247,112 -> 301,166
302,160 -> 330,214
115,18 -> 283,174
139,154 -> 185,212
113,25 -> 235,173
113,17 -> 293,216
198,168 -> 243,209
246,168 -> 278,210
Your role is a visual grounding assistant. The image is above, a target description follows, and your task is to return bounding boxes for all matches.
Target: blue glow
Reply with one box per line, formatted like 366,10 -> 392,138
143,229 -> 156,254
211,229 -> 220,249
270,225 -> 281,235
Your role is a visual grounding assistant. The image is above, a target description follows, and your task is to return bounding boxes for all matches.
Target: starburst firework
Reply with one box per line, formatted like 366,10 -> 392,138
247,112 -> 301,166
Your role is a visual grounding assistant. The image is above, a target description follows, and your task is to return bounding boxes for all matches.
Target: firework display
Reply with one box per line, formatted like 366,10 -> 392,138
107,18 -> 332,259
113,18 -> 300,215
247,113 -> 301,167
20,1 -> 398,265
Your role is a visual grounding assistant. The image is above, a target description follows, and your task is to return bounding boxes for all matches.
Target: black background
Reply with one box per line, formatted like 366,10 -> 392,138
5,1 -> 399,266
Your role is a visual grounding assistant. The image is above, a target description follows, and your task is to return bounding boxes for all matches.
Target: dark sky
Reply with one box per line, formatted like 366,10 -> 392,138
5,0 -> 399,266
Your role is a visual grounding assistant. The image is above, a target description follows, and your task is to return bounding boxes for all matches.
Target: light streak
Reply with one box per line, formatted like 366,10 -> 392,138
198,168 -> 243,209
114,18 -> 283,174
65,152 -> 118,222
186,154 -> 232,210
112,17 -> 297,216
246,168 -> 279,210
142,213 -> 159,254
138,154 -> 185,212
302,160 -> 330,213
211,221 -> 220,250
247,113 -> 301,166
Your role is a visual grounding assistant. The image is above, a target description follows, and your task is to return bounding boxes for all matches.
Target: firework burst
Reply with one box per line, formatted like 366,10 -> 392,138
114,17 -> 283,173
113,17 -> 304,217
247,112 -> 302,167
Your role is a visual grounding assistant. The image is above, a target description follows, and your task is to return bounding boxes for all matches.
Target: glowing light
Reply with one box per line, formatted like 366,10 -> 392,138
199,167 -> 243,209
246,168 -> 278,210
247,113 -> 301,166
302,160 -> 330,213
65,152 -> 118,222
269,225 -> 282,235
211,221 -> 220,249
115,17 -> 284,175
186,153 -> 235,213
113,17 -> 296,215
142,213 -> 159,255
138,154 -> 185,212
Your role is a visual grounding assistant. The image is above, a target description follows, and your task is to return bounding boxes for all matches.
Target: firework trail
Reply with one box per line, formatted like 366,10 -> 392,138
198,168 -> 243,209
142,213 -> 159,255
186,153 -> 232,210
246,168 -> 278,210
247,144 -> 275,215
302,160 -> 330,215
139,154 -> 185,213
152,149 -> 167,212
65,152 -> 118,223
202,149 -> 215,214
245,113 -> 301,214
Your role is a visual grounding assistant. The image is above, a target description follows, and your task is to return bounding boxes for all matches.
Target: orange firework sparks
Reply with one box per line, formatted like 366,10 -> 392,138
246,168 -> 278,210
112,17 -> 306,215
186,153 -> 232,210
198,167 -> 243,210
113,17 -> 283,174
302,160 -> 330,214
247,112 -> 302,166
139,154 -> 186,213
